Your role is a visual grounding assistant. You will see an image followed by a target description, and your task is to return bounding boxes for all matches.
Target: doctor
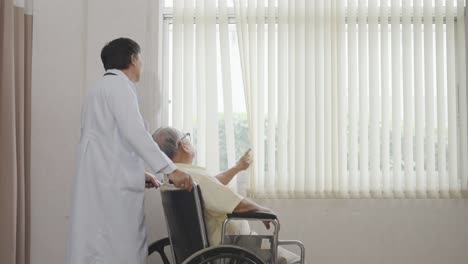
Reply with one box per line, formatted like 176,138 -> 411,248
67,38 -> 193,264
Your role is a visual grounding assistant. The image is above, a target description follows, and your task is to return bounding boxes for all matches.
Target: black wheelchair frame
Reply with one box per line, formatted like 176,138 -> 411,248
148,184 -> 304,264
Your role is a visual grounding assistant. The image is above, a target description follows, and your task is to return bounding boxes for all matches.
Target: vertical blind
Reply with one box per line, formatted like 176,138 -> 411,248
168,0 -> 468,198
171,0 -> 233,178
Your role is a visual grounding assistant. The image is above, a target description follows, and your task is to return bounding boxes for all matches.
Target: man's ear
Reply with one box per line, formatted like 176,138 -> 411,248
130,54 -> 138,66
179,141 -> 191,154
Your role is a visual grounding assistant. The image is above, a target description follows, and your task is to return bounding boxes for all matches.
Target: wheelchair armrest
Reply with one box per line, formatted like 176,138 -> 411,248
227,211 -> 277,220
148,237 -> 171,264
278,240 -> 305,264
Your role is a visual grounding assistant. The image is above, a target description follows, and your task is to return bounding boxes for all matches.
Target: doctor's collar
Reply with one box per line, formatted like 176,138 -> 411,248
105,69 -> 130,81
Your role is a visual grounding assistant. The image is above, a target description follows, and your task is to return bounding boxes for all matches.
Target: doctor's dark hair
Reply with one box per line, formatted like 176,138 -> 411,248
100,38 -> 141,71
152,127 -> 181,160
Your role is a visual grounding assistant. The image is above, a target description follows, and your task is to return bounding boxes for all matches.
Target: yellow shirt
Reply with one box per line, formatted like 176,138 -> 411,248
164,163 -> 250,246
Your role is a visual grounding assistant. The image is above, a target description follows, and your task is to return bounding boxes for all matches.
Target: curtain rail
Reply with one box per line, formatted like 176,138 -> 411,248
163,15 -> 459,24
163,7 -> 461,24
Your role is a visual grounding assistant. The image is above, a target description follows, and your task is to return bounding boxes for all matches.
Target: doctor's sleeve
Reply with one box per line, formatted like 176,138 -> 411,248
106,80 -> 176,174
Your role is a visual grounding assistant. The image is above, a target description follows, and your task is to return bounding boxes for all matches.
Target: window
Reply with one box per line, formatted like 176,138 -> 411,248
162,0 -> 468,198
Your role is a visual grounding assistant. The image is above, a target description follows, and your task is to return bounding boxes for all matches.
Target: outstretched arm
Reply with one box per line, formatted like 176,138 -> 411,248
216,149 -> 251,185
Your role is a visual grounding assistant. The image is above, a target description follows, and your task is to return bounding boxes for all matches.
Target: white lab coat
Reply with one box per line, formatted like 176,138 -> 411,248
67,69 -> 175,264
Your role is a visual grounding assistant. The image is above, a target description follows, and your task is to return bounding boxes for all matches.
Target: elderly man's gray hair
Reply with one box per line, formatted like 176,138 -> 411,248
152,127 -> 182,160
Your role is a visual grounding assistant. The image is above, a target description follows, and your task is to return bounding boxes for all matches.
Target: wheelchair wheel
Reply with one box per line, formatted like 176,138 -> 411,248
182,245 -> 265,264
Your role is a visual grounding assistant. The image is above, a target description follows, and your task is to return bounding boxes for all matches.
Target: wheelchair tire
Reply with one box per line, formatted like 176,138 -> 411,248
181,245 -> 265,264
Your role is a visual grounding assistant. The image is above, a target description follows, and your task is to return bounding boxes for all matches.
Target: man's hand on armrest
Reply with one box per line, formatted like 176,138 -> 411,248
233,198 -> 274,230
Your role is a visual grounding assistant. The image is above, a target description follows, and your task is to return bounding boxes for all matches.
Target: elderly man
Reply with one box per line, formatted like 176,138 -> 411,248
153,127 -> 302,264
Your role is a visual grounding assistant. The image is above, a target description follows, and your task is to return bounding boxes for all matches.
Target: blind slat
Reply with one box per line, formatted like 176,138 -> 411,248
331,0 -> 339,194
305,0 -> 316,196
424,0 -> 437,197
415,0 -> 426,197
287,0 -> 296,196
277,0 -> 288,196
173,0 -> 184,129
315,0 -> 325,196
402,0 -> 415,196
392,0 -> 403,197
358,0 -> 369,196
446,0 -> 459,195
435,0 -> 446,198
183,0 -> 194,135
324,0 -> 333,195
246,0 -> 258,192
381,0 -> 392,197
347,0 -> 358,197
457,0 -> 468,190
295,0 -> 306,196
204,0 -> 219,172
369,0 -> 380,196
195,0 -> 206,166
257,0 -> 266,194
337,0 -> 347,197
267,0 -> 277,195
219,0 -> 237,190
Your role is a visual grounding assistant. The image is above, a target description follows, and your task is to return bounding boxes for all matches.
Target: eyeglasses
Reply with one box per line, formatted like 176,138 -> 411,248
180,132 -> 191,143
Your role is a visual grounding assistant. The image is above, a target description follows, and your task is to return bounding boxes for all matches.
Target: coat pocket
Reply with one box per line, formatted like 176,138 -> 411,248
117,152 -> 145,193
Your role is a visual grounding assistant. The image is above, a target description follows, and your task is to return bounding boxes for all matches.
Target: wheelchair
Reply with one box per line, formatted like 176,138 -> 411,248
148,184 -> 305,264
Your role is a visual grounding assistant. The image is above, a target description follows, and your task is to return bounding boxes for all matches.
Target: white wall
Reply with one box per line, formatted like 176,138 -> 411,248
30,0 -> 85,262
30,1 -> 468,264
30,0 -> 165,263
256,198 -> 468,264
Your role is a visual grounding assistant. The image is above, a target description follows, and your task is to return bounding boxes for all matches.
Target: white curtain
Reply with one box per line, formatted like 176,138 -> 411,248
234,0 -> 468,198
170,0 -> 238,189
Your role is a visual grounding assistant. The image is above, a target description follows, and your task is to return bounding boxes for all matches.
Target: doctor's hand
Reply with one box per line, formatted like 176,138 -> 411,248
168,169 -> 194,191
145,172 -> 161,189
